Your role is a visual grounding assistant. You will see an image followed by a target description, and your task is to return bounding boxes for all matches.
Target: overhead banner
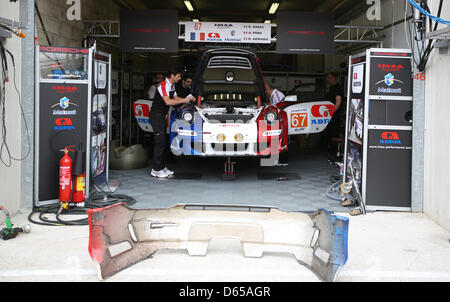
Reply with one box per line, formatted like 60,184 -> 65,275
185,22 -> 271,44
276,11 -> 334,54
120,10 -> 178,52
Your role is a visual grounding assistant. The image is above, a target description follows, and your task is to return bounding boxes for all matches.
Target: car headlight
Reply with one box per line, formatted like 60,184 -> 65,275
264,111 -> 278,123
217,133 -> 226,142
181,110 -> 194,123
225,71 -> 234,82
234,133 -> 244,142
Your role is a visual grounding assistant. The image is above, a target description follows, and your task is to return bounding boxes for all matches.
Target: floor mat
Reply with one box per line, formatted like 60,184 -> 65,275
110,146 -> 346,213
169,172 -> 203,180
257,172 -> 301,180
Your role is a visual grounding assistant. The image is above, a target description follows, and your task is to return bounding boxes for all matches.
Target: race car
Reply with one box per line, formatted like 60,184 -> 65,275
134,48 -> 335,158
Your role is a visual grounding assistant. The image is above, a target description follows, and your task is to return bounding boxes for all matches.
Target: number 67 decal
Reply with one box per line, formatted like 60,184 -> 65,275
291,113 -> 308,128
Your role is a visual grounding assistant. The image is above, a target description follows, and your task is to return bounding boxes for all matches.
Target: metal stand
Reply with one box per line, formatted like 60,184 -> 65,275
222,157 -> 236,181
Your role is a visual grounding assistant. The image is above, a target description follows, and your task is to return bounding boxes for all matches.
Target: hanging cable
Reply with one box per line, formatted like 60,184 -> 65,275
0,41 -> 31,167
407,0 -> 450,26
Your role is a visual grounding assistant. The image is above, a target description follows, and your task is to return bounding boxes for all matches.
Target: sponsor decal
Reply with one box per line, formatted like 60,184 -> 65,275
190,32 -> 196,40
136,118 -> 150,124
372,52 -> 408,57
40,46 -> 88,54
200,32 -> 205,41
263,129 -> 282,136
376,73 -> 403,94
59,97 -> 70,109
51,97 -> 78,115
311,104 -> 335,118
352,64 -> 364,94
380,132 -> 401,144
53,86 -> 78,94
377,64 -> 404,72
311,118 -> 330,125
54,118 -> 75,130
214,24 -> 233,28
290,112 -> 308,128
133,104 -> 150,117
207,33 -> 221,39
177,129 -> 197,136
219,124 -> 241,127
370,131 -> 411,150
53,109 -> 77,115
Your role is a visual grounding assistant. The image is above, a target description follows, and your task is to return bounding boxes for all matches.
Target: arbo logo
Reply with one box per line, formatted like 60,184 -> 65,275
133,103 -> 150,117
54,118 -> 75,130
311,105 -> 335,118
208,33 -> 221,39
380,132 -> 401,144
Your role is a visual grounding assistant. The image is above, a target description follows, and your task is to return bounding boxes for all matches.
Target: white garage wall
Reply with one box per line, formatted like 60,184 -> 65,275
0,2 -> 22,215
423,0 -> 450,231
343,0 -> 411,49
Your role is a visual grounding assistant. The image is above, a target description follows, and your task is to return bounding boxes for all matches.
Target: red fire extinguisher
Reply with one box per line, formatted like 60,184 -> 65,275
71,146 -> 86,204
72,173 -> 86,203
59,146 -> 75,203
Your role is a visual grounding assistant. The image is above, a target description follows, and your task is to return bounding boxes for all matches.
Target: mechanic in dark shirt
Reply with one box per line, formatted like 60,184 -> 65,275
149,70 -> 195,178
325,72 -> 345,162
175,74 -> 193,98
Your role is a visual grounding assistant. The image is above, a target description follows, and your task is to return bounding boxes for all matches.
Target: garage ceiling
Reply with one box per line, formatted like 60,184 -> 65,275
116,0 -> 367,23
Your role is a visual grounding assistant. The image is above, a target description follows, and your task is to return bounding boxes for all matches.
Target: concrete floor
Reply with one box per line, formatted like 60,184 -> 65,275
0,209 -> 449,282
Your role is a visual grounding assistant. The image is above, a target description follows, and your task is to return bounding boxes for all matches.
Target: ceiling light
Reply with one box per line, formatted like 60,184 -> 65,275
184,0 -> 194,12
264,20 -> 271,24
268,2 -> 279,14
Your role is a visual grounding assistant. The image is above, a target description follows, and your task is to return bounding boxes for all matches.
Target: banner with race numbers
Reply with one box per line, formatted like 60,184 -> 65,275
185,22 -> 272,44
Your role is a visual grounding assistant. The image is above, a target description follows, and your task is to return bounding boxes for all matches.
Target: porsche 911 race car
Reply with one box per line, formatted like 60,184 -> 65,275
134,48 -> 335,158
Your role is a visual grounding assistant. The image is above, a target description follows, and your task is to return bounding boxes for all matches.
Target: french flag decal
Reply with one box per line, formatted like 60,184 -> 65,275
190,32 -> 195,40
200,33 -> 205,41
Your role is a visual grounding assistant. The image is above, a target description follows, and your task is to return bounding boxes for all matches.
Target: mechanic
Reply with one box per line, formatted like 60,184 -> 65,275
325,72 -> 345,162
264,82 -> 288,166
149,70 -> 195,178
176,74 -> 193,98
264,82 -> 285,106
148,73 -> 164,100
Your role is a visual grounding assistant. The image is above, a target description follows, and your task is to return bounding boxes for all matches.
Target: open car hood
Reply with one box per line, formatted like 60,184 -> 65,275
87,203 -> 349,281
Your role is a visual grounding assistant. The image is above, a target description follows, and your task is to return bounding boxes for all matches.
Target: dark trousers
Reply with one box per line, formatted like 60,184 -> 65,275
149,111 -> 167,171
327,116 -> 342,161
279,150 -> 289,164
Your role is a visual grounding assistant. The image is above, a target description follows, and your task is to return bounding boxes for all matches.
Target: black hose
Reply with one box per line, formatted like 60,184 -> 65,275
28,191 -> 136,226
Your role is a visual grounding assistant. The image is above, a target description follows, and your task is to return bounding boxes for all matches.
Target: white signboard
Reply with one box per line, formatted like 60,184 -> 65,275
352,64 -> 364,94
185,22 -> 271,44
